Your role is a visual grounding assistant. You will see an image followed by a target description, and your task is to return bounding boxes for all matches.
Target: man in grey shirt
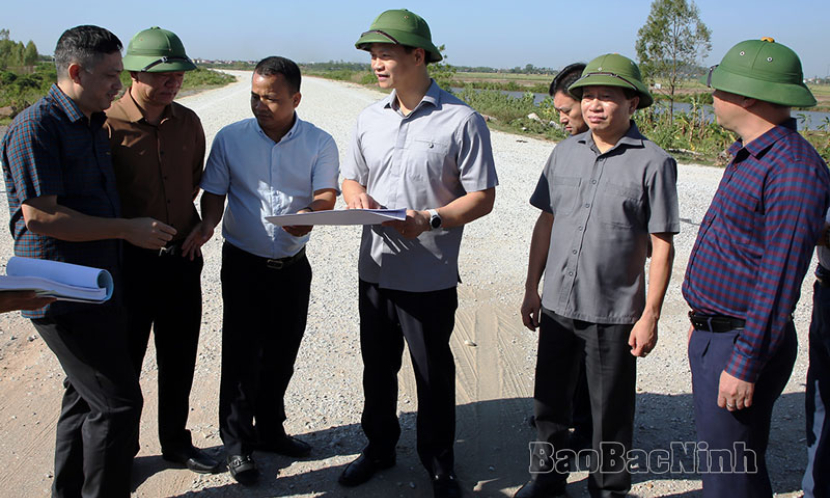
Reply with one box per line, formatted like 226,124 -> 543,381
516,54 -> 678,498
338,9 -> 498,498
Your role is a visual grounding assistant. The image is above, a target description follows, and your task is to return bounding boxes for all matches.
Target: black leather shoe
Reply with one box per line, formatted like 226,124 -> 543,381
254,434 -> 312,457
513,479 -> 567,498
338,453 -> 396,487
433,473 -> 462,498
227,454 -> 259,486
162,445 -> 221,474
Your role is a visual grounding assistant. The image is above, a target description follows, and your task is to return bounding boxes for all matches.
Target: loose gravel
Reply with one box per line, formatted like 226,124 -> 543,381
0,71 -> 815,497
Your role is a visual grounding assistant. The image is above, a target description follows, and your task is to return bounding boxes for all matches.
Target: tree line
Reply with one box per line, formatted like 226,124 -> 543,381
0,29 -> 39,72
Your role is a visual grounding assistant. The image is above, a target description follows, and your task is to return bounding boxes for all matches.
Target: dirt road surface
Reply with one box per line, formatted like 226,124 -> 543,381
0,73 -> 813,497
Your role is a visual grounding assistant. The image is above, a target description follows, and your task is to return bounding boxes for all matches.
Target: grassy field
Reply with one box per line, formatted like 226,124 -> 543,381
1,66 -> 236,125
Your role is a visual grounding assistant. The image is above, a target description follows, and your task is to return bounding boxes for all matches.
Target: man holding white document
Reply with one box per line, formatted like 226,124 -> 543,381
338,10 -> 497,498
1,25 -> 176,497
182,56 -> 338,486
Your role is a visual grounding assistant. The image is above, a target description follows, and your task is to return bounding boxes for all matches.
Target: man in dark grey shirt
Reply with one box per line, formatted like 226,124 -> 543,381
516,54 -> 679,498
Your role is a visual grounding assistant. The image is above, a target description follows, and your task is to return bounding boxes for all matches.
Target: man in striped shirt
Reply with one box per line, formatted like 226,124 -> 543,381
683,38 -> 830,498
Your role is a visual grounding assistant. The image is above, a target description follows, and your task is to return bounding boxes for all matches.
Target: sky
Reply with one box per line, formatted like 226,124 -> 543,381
3,0 -> 829,78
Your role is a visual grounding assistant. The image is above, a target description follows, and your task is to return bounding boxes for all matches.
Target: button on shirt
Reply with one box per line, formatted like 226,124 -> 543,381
1,84 -> 121,318
530,123 -> 679,324
341,80 -> 498,292
105,90 -> 205,243
683,119 -> 830,382
200,115 -> 339,259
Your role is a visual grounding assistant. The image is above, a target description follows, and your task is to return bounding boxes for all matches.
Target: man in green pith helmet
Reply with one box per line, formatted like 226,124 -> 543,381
515,54 -> 678,498
105,26 -> 218,474
683,38 -> 830,498
339,8 -> 498,498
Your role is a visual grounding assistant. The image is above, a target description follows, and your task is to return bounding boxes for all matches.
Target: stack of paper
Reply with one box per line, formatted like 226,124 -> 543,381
266,208 -> 407,226
0,257 -> 113,303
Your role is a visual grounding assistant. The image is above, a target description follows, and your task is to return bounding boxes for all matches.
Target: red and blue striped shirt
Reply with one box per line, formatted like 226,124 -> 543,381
683,119 -> 830,382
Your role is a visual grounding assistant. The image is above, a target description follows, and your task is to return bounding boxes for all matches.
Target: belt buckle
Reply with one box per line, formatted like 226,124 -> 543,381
158,246 -> 170,257
266,258 -> 284,270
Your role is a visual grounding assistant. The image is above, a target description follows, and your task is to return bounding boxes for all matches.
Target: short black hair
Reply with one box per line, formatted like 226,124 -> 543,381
254,56 -> 301,94
549,62 -> 586,97
54,25 -> 122,80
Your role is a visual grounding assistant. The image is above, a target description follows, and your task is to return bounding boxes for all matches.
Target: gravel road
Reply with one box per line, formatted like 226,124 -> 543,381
0,72 -> 814,497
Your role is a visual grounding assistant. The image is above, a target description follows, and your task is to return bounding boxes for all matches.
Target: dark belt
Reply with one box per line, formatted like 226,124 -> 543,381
225,242 -> 306,270
688,311 -> 746,333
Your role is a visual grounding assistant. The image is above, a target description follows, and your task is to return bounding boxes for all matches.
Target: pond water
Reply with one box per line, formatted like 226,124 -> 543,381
455,88 -> 830,131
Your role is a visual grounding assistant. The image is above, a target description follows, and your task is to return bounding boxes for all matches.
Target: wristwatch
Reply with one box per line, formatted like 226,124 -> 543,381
428,209 -> 442,230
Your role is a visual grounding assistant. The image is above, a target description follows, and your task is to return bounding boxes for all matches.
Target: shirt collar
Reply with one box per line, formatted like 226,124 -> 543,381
49,84 -> 85,124
254,112 -> 302,143
48,84 -> 108,129
727,117 -> 798,159
117,88 -> 177,124
385,79 -> 441,114
577,120 -> 646,154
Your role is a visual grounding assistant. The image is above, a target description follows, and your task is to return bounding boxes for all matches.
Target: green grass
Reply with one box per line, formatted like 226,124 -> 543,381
1,65 -> 236,124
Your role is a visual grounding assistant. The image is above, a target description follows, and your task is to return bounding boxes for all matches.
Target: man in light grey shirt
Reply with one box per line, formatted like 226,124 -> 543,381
338,9 -> 497,498
516,54 -> 678,498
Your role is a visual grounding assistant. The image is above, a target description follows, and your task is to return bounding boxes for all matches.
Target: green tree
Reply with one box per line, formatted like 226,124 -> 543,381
23,41 -> 38,71
635,0 -> 711,119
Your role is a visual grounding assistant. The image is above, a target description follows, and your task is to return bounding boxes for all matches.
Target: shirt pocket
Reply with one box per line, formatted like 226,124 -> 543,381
599,181 -> 644,229
551,176 -> 581,216
721,190 -> 762,259
404,138 -> 451,182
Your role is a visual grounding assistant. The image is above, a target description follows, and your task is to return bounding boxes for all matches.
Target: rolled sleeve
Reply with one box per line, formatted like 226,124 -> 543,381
342,123 -> 369,185
529,171 -> 552,213
457,113 -> 498,192
5,118 -> 65,202
646,156 -> 680,234
311,134 -> 340,194
200,131 -> 230,196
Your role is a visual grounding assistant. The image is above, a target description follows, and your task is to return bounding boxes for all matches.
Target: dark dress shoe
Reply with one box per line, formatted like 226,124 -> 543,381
162,445 -> 221,474
513,478 -> 567,498
227,454 -> 259,486
255,434 -> 312,457
433,473 -> 462,498
338,453 -> 396,487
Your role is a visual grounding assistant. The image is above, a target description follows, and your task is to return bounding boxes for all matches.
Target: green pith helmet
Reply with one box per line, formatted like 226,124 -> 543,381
702,37 -> 815,107
568,53 -> 653,109
122,27 -> 197,72
355,9 -> 442,63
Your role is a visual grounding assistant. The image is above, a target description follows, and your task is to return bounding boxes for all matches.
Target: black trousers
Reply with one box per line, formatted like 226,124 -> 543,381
122,243 -> 203,453
689,321 -> 796,498
32,308 -> 143,498
532,309 -> 636,498
805,279 -> 830,498
219,242 -> 311,456
358,280 -> 458,476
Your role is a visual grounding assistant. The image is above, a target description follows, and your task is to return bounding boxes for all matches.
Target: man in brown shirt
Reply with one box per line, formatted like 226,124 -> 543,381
105,27 -> 217,473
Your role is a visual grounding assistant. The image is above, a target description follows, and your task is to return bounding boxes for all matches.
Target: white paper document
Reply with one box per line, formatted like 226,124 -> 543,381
266,208 -> 407,226
0,257 -> 114,303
